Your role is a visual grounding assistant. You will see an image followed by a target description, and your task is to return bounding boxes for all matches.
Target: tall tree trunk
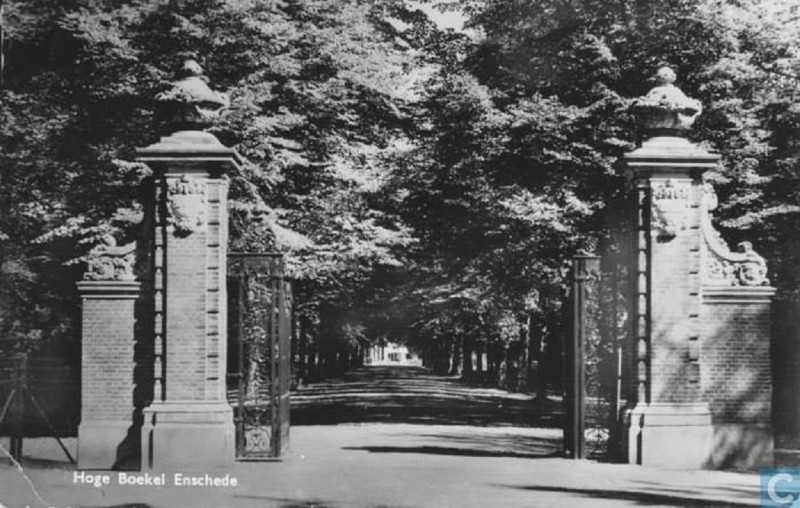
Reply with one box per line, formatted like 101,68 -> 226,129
531,322 -> 545,400
462,335 -> 473,378
309,345 -> 318,382
487,340 -> 499,379
438,338 -> 449,374
296,314 -> 307,386
322,341 -> 334,379
449,335 -> 462,376
496,344 -> 508,389
517,317 -> 531,392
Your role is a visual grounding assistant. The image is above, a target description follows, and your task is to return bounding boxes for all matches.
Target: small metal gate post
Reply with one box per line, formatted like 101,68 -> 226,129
564,253 -> 600,459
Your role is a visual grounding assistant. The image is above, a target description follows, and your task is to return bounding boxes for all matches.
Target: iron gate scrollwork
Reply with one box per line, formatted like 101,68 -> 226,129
227,253 -> 292,459
565,253 -> 628,461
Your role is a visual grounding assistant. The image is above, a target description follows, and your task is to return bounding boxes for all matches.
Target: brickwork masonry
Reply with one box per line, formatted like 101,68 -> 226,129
698,187 -> 775,468
76,280 -> 142,470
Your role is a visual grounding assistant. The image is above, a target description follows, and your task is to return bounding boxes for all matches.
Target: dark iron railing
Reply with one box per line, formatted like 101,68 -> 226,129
227,253 -> 292,460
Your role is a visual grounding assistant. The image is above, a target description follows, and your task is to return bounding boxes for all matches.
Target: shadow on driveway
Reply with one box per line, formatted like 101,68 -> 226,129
504,485 -> 756,507
292,366 -> 560,427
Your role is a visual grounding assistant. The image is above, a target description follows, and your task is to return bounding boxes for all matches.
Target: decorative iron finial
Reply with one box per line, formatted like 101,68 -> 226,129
156,59 -> 230,131
630,67 -> 702,135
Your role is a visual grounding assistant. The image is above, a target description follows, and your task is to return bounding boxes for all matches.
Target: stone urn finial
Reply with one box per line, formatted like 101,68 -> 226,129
630,67 -> 702,136
156,59 -> 230,131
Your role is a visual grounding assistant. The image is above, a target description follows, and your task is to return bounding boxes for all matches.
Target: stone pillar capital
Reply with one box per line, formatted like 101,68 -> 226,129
138,58 -> 241,175
136,130 -> 242,176
625,67 -> 719,180
623,137 -> 719,179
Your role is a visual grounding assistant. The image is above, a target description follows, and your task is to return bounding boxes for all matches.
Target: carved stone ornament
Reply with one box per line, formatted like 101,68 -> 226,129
630,67 -> 703,134
156,60 -> 230,130
84,238 -> 137,281
651,179 -> 691,241
167,175 -> 206,236
701,184 -> 770,287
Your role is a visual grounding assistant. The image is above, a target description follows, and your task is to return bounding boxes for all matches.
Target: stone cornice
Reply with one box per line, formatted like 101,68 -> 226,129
624,136 -> 719,174
136,131 -> 243,173
702,286 -> 776,304
77,280 -> 142,298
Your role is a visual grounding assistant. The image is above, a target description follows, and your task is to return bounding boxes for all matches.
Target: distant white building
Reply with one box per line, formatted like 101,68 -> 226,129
364,342 -> 422,367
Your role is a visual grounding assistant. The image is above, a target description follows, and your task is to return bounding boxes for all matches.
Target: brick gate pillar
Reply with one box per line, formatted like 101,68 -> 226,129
77,244 -> 140,469
137,60 -> 241,470
623,68 -> 719,468
622,68 -> 775,469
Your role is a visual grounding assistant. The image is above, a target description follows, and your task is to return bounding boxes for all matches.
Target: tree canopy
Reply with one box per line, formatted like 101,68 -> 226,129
2,0 -> 800,384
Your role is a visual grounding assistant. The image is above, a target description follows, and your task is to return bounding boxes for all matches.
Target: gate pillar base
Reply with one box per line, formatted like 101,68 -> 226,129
78,420 -> 133,470
141,402 -> 235,470
624,402 -> 713,469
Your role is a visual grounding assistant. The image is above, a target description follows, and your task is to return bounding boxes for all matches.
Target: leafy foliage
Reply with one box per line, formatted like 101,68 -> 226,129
3,0 -> 800,385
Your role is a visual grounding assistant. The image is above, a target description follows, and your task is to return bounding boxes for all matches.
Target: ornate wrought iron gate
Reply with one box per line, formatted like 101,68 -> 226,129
564,253 -> 627,461
227,254 -> 292,459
